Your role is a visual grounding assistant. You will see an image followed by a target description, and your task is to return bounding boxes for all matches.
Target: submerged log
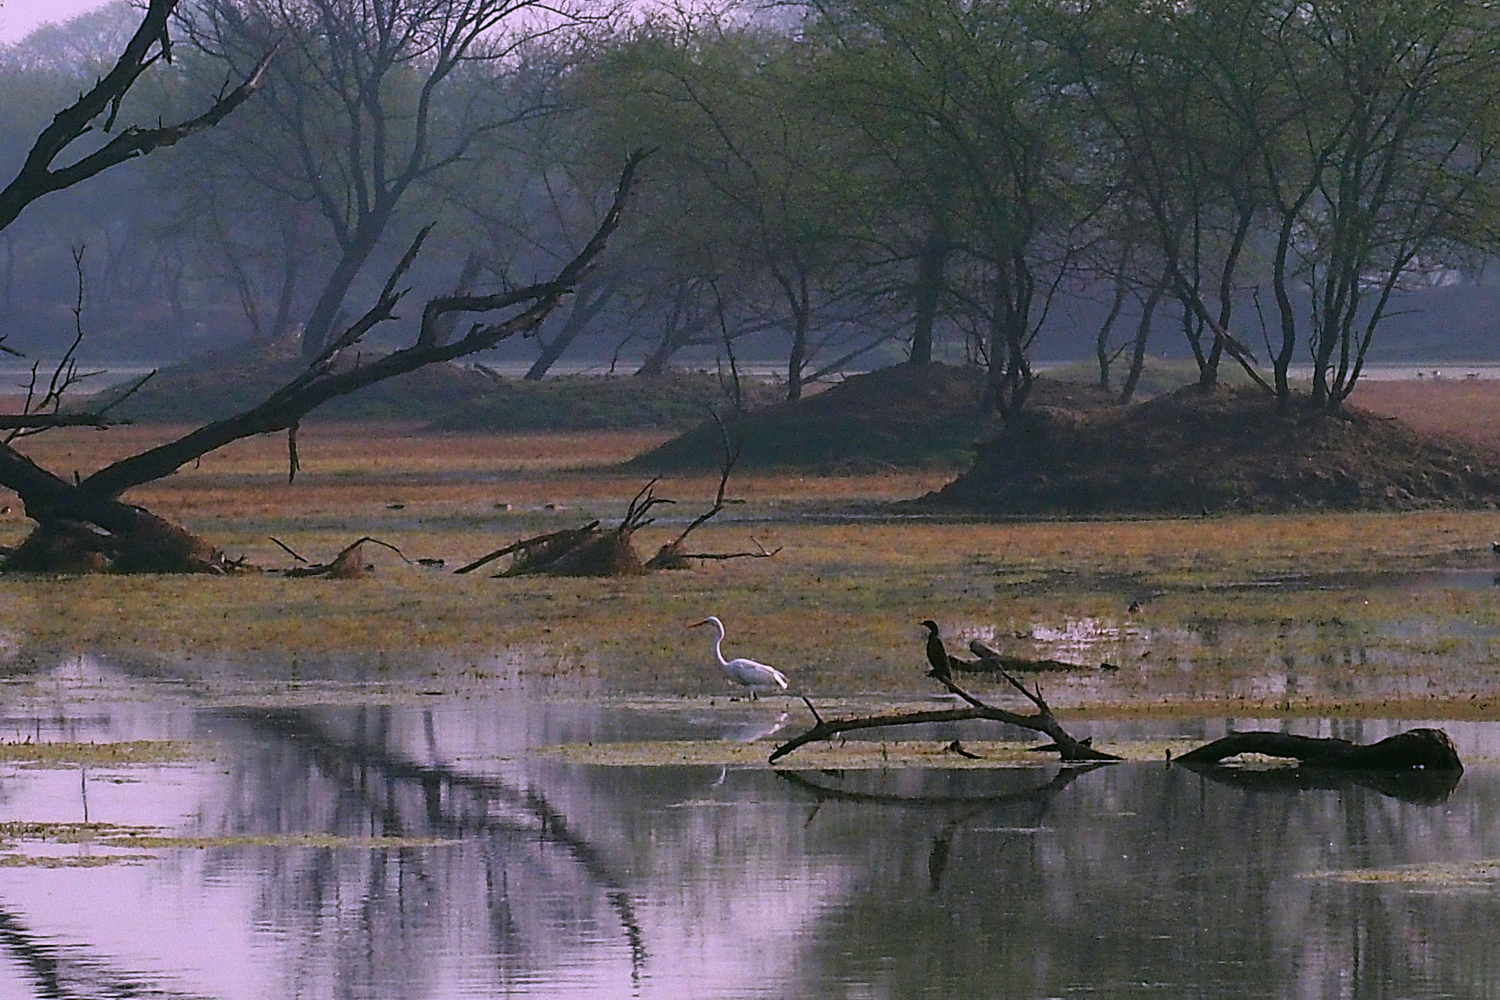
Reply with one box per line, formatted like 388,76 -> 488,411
1173,728 -> 1462,771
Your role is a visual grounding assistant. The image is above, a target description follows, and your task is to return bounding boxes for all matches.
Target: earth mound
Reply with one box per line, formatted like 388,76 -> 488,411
629,363 -> 1113,472
924,384 -> 1500,514
430,371 -> 782,432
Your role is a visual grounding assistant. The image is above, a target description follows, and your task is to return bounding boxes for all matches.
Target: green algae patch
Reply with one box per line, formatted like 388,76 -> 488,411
1304,861 -> 1500,889
0,821 -> 160,866
101,833 -> 462,850
0,821 -> 151,845
0,854 -> 150,868
540,738 -> 1199,768
0,740 -> 199,767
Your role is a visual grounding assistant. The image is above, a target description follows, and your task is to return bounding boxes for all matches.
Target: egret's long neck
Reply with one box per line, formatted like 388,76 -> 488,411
711,622 -> 728,667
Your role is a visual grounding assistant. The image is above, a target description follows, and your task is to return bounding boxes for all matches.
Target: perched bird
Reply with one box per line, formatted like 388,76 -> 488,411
920,619 -> 953,684
688,616 -> 788,699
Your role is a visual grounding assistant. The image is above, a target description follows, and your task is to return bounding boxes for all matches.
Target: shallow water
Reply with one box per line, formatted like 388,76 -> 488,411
0,659 -> 1498,1000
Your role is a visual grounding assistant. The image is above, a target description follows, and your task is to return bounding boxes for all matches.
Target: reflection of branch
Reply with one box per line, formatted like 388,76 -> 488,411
226,709 -> 647,972
1175,760 -> 1463,806
777,763 -> 1105,806
0,905 -> 212,1000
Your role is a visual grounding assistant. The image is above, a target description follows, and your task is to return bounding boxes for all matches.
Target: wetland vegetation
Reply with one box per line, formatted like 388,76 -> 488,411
1,419 -> 1498,999
4,418 -> 1500,721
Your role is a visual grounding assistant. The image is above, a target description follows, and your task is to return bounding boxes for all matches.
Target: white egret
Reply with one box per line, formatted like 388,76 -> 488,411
687,616 -> 788,698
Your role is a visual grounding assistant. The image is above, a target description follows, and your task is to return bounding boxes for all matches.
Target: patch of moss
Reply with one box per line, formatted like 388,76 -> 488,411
539,739 -> 1200,768
1304,861 -> 1500,888
0,741 -> 197,766
101,833 -> 461,849
0,854 -> 147,868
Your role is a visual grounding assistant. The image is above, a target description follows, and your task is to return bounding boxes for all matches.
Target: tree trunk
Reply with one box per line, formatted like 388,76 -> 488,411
299,216 -> 389,361
525,274 -> 615,380
1095,270 -> 1129,391
910,224 -> 948,366
1119,269 -> 1168,404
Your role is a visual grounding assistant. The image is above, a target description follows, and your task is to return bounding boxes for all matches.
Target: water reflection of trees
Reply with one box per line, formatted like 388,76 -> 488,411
203,707 -> 645,998
771,764 -> 1500,999
0,906 -> 211,1000
193,708 -> 1500,999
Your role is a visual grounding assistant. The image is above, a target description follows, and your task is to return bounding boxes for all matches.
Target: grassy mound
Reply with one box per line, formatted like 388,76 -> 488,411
628,363 -> 1114,472
924,384 -> 1500,514
428,371 -> 782,432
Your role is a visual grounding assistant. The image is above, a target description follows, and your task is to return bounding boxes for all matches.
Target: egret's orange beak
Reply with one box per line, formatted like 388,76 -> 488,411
686,619 -> 710,629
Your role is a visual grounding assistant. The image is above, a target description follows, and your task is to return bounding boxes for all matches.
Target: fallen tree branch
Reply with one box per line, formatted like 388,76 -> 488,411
453,522 -> 600,575
662,539 -> 783,563
1174,728 -> 1462,771
770,671 -> 1121,764
282,536 -> 410,578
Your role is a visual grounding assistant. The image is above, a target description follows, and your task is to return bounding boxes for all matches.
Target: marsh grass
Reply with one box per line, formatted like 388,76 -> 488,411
3,427 -> 1500,718
103,833 -> 462,849
540,738 -> 1205,767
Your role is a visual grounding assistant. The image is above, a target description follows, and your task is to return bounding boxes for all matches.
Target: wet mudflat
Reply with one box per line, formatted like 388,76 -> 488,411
0,655 -> 1498,1000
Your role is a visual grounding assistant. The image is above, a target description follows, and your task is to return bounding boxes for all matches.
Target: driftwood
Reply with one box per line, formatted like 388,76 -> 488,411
770,669 -> 1122,764
463,421 -> 778,578
453,522 -> 602,575
276,536 -> 410,579
644,412 -> 779,569
767,621 -> 1120,763
773,622 -> 1468,784
1174,728 -> 1462,771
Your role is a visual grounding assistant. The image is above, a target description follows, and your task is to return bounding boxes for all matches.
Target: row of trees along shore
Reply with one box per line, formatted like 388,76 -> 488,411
4,0 -> 1500,417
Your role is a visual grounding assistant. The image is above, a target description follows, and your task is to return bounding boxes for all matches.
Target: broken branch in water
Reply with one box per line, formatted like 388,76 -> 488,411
1174,728 -> 1462,771
770,671 -> 1121,764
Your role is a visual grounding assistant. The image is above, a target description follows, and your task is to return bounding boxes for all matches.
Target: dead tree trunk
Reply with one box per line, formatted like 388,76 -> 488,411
1174,728 -> 1462,771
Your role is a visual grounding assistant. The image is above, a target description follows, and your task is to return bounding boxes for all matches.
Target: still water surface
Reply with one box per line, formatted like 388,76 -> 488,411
0,659 -> 1498,999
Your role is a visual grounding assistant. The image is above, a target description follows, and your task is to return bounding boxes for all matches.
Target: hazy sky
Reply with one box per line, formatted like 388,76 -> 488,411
0,0 -> 112,44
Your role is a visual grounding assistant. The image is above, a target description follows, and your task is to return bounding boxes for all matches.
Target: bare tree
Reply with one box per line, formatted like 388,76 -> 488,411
0,155 -> 641,573
0,0 -> 269,234
182,0 -> 608,362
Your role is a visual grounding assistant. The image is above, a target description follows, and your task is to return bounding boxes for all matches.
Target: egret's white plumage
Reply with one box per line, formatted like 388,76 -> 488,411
688,616 -> 788,697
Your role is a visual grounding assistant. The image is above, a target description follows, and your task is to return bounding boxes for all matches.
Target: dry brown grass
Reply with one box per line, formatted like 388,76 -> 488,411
1353,379 -> 1500,450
